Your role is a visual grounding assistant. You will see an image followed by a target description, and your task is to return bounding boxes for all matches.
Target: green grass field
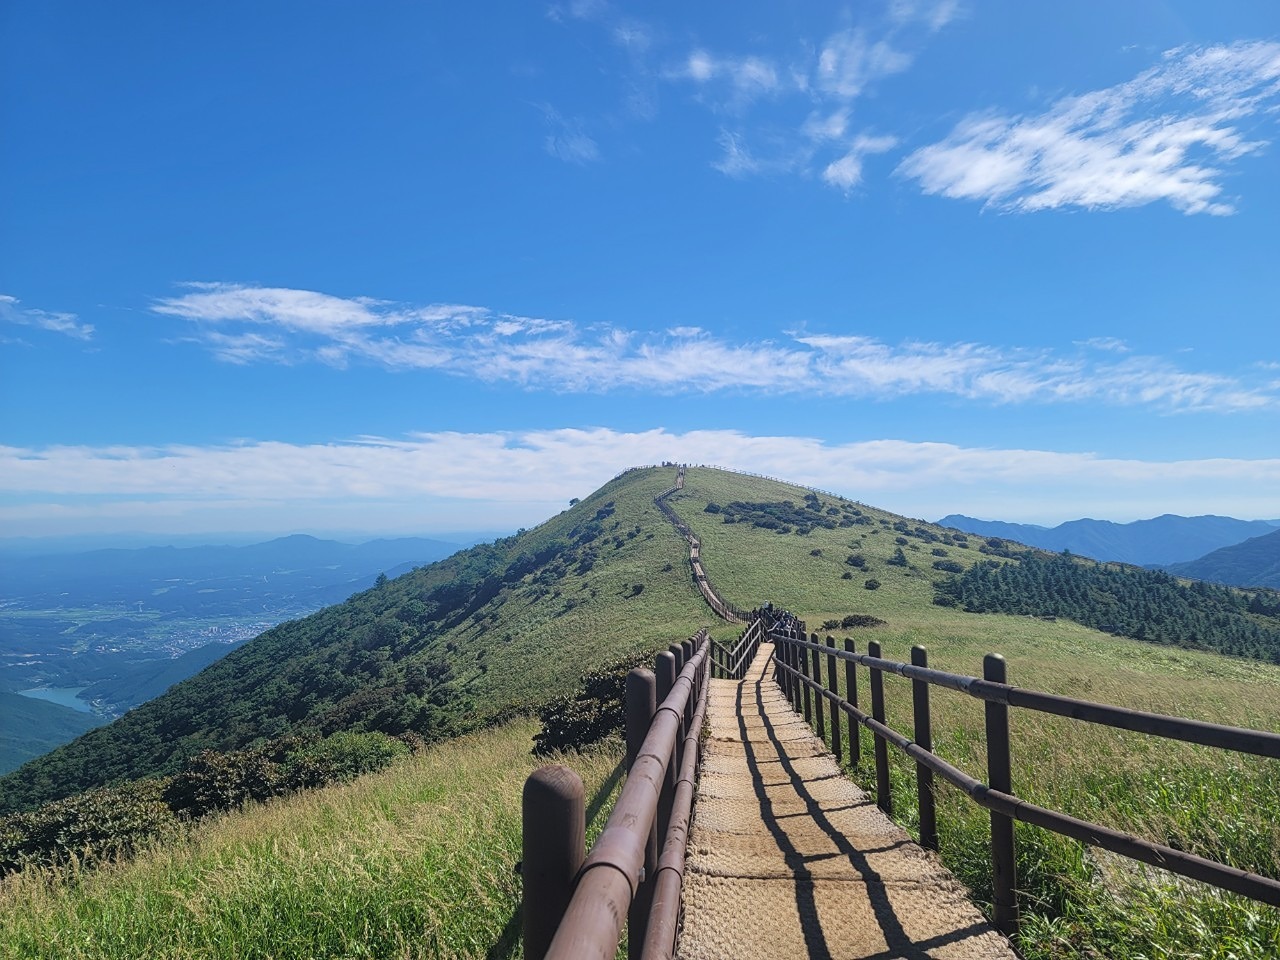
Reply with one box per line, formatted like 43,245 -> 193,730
0,719 -> 624,960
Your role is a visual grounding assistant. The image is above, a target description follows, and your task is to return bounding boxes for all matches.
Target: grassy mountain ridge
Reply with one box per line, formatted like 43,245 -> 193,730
0,467 -> 708,814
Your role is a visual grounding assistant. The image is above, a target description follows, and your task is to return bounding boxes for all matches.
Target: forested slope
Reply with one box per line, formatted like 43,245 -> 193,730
0,467 -> 705,813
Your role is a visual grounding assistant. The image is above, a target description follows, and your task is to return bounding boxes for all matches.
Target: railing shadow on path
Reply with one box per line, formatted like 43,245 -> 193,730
732,652 -> 996,960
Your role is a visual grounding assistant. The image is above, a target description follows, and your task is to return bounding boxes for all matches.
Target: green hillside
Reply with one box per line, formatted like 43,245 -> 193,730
0,693 -> 104,775
0,466 -> 709,814
2,465 -> 1280,958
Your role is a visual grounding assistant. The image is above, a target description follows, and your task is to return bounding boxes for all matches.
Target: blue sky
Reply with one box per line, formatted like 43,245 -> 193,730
2,1 -> 1278,540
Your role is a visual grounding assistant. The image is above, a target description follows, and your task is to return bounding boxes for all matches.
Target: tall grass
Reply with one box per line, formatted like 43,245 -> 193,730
0,719 -> 624,960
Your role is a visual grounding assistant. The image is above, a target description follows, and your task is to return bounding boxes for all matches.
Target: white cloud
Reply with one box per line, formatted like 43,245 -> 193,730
155,283 -> 1278,414
822,133 -> 898,191
0,294 -> 95,341
816,29 -> 913,99
3,430 -> 1278,537
664,19 -> 934,191
671,50 -> 783,106
898,41 -> 1280,214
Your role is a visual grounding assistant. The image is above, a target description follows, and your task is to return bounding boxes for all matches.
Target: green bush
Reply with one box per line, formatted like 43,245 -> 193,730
533,659 -> 640,755
0,780 -> 178,874
164,745 -> 287,818
282,731 -> 409,789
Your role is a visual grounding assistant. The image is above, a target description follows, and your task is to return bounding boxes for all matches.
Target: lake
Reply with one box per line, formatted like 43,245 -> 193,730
18,686 -> 95,713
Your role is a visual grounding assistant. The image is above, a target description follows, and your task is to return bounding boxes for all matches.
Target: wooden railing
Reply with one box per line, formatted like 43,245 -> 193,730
769,623 -> 1280,933
708,617 -> 765,680
522,630 -> 711,960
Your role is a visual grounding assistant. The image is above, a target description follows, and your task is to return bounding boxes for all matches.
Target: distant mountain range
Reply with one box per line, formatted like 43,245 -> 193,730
935,514 -> 1279,568
1165,528 -> 1280,590
0,534 -> 462,613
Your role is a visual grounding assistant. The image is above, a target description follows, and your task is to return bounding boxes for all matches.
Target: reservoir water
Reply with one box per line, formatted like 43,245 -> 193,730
18,686 -> 95,713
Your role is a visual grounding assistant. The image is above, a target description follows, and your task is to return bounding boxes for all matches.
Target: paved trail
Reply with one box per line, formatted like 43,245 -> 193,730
677,643 -> 1018,960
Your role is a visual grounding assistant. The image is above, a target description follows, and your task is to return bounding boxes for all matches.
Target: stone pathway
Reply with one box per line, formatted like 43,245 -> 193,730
676,643 -> 1019,960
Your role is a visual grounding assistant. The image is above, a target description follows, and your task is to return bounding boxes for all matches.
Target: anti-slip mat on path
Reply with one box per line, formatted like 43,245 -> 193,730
676,642 -> 1019,960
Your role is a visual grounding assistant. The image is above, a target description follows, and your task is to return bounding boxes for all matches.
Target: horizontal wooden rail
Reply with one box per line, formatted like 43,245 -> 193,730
709,619 -> 766,680
770,627 -> 1280,925
781,633 -> 1280,759
526,634 -> 711,960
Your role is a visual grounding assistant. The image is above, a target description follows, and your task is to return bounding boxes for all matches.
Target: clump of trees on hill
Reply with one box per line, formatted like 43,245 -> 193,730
532,658 -> 641,755
705,493 -> 867,534
934,552 -> 1280,662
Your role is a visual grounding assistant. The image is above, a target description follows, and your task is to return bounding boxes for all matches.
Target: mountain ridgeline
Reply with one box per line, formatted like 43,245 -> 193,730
1165,527 -> 1280,590
937,513 -> 1278,568
4,466 -> 1280,817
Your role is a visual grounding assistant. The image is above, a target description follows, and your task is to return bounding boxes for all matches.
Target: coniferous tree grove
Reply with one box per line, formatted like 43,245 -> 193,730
934,552 -> 1280,663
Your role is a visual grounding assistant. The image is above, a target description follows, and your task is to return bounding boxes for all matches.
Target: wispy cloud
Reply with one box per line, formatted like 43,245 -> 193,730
898,41 -> 1280,214
155,283 -> 1278,413
0,294 -> 95,341
664,19 -> 933,191
539,105 -> 601,164
4,429 -> 1278,536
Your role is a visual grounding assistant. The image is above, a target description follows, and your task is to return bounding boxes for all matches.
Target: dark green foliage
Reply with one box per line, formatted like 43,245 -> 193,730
841,571 -> 854,580
932,559 -> 965,573
934,553 -> 1280,662
533,659 -> 640,755
864,579 -> 882,590
281,731 -> 410,790
846,553 -> 867,568
164,744 -> 289,818
714,499 -> 841,535
1,730 -> 412,874
887,547 -> 909,567
0,780 -> 178,873
822,613 -> 888,631
978,537 -> 1032,560
841,614 -> 887,629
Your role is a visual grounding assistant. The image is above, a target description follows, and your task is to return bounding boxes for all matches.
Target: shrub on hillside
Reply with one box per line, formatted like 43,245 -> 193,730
283,731 -> 410,790
0,780 -> 178,874
841,614 -> 887,628
533,659 -> 641,755
164,744 -> 288,818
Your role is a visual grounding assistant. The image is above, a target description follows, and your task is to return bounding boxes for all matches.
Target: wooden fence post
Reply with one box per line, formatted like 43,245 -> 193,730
844,638 -> 859,766
911,646 -> 938,852
984,653 -> 1018,935
625,668 -> 658,958
801,634 -> 813,725
811,636 -> 826,742
868,640 -> 892,816
827,637 -> 842,763
522,765 -> 585,960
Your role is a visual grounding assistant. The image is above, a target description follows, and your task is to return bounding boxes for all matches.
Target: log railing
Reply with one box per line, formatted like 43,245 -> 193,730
769,624 -> 1280,933
523,630 -> 712,960
708,617 -> 765,680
